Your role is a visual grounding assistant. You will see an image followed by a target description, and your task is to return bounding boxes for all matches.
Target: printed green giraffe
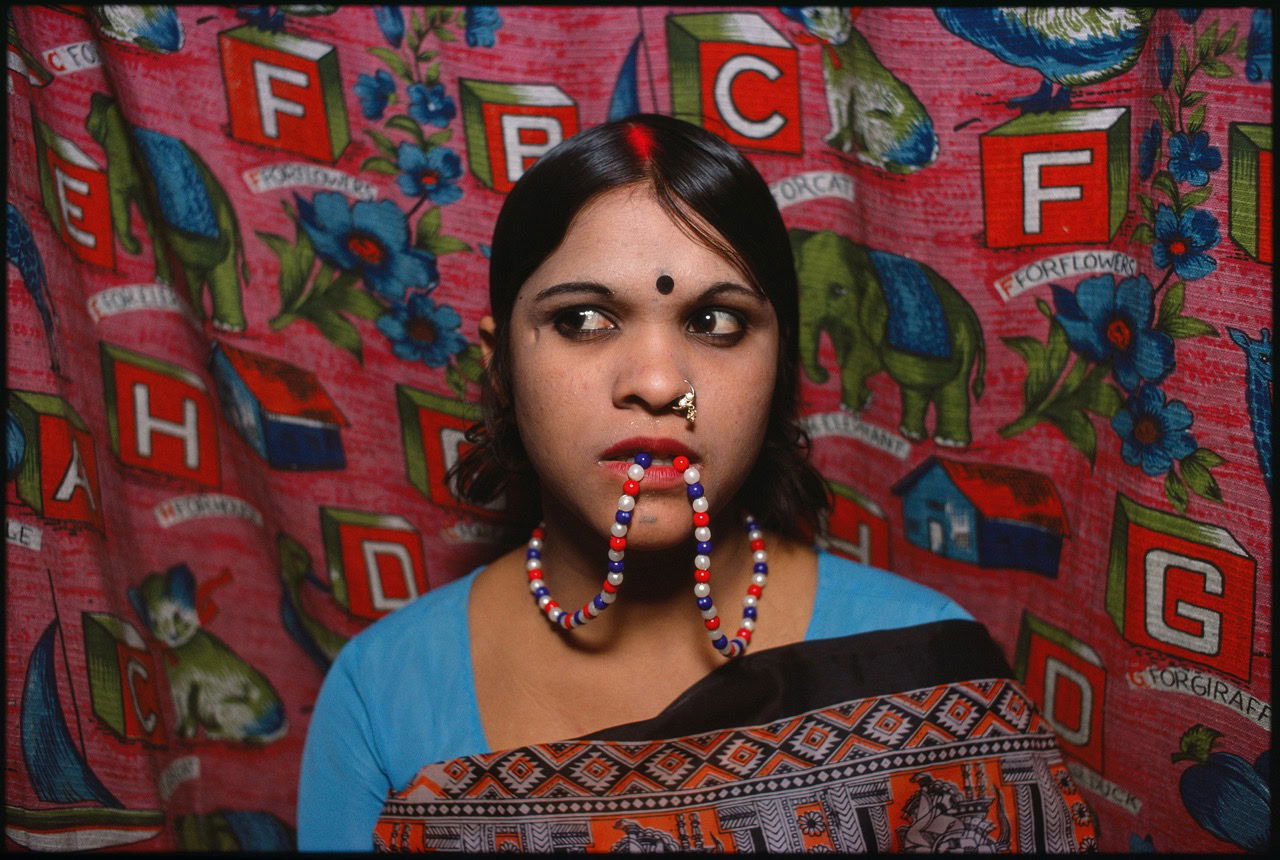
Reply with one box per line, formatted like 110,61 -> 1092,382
84,92 -> 248,330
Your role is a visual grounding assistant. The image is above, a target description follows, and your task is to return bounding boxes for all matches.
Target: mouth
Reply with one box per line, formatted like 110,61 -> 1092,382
598,438 -> 700,489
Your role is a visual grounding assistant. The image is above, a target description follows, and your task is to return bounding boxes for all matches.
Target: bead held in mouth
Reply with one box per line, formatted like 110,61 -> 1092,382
524,452 -> 766,658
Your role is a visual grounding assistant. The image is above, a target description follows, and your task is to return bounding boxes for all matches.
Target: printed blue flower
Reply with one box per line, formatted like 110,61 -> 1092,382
1152,204 -> 1220,281
236,5 -> 284,32
354,69 -> 395,120
376,295 -> 467,367
1139,121 -> 1162,181
1158,34 -> 1174,89
1167,131 -> 1222,186
407,83 -> 456,128
1177,9 -> 1203,24
1111,384 -> 1196,476
464,6 -> 503,48
374,6 -> 404,48
1052,273 -> 1174,391
395,142 -> 463,205
295,192 -> 438,301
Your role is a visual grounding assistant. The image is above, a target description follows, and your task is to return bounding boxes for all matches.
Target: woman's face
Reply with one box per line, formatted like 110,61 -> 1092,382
501,185 -> 779,548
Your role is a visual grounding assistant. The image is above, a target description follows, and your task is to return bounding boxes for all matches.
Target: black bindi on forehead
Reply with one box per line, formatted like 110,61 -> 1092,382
655,275 -> 674,295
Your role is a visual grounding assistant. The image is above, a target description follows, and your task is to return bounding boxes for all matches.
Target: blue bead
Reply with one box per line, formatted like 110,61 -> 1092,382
615,509 -> 632,525
593,595 -> 607,610
534,586 -> 549,598
697,596 -> 713,610
744,519 -> 757,530
753,562 -> 767,573
696,541 -> 713,554
743,606 -> 758,620
608,560 -> 624,572
526,548 -> 541,559
634,452 -> 652,468
711,635 -> 728,649
686,482 -> 704,499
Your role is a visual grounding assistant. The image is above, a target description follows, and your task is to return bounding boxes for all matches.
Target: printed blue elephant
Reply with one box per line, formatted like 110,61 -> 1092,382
792,229 -> 986,446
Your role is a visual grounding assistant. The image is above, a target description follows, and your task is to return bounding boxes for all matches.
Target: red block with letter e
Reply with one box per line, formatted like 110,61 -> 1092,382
8,390 -> 103,530
1014,611 -> 1106,772
219,25 -> 350,162
822,481 -> 890,569
100,343 -> 219,488
83,612 -> 167,746
320,507 -> 428,620
981,108 -> 1129,248
34,119 -> 114,268
667,12 -> 801,155
459,79 -> 578,193
1106,494 -> 1255,682
395,384 -> 504,518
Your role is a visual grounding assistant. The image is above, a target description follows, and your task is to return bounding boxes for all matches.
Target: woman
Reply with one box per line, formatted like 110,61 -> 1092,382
298,115 -> 1094,852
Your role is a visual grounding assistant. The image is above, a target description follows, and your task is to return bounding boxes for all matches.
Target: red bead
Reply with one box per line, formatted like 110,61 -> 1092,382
692,512 -> 709,526
694,568 -> 711,582
750,539 -> 765,551
531,528 -> 544,539
704,617 -> 720,631
623,480 -> 640,496
738,629 -> 752,642
528,570 -> 543,581
747,584 -> 763,597
673,455 -> 690,471
602,580 -> 617,593
545,600 -> 559,611
610,535 -> 626,551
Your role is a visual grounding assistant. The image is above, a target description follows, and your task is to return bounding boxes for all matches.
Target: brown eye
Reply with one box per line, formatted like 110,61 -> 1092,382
553,307 -> 615,337
687,308 -> 745,340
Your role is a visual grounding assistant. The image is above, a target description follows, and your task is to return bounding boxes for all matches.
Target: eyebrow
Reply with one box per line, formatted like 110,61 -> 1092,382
532,280 -> 766,304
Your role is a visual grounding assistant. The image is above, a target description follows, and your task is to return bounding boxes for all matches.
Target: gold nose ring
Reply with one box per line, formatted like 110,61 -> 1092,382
673,380 -> 696,423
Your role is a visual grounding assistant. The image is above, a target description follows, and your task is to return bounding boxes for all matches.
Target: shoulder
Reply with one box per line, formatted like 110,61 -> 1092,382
807,550 -> 972,640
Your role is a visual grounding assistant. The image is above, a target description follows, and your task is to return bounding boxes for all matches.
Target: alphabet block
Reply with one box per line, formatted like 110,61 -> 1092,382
33,117 -> 114,268
822,481 -> 890,569
1014,611 -> 1106,772
396,384 -> 504,518
666,12 -> 801,155
459,79 -> 578,192
82,612 -> 166,745
319,507 -> 427,620
1228,123 -> 1272,263
980,108 -> 1129,248
218,25 -> 349,162
1106,494 -> 1255,682
100,343 -> 220,488
7,390 -> 103,530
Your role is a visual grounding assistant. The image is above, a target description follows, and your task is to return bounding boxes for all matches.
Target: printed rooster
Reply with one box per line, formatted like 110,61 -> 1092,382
935,8 -> 1154,112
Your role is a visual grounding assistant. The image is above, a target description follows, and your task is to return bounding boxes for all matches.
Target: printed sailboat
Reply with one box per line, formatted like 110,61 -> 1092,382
5,619 -> 164,851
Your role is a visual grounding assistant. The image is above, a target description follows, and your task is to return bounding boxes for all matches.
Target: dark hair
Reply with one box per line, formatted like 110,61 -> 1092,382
448,114 -> 829,540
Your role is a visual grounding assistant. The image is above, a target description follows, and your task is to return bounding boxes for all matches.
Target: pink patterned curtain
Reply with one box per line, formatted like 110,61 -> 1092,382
6,6 -> 1270,852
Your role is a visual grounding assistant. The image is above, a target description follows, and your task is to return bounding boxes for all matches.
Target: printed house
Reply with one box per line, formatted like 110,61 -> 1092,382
210,342 -> 347,470
891,456 -> 1069,577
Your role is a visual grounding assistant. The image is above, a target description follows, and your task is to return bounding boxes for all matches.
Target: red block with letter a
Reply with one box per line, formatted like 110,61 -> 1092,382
1014,612 -> 1106,773
218,25 -> 350,162
36,126 -> 114,268
320,507 -> 428,620
981,108 -> 1129,248
8,390 -> 104,530
667,12 -> 802,155
1106,494 -> 1256,682
459,79 -> 579,193
822,481 -> 890,569
100,343 -> 220,489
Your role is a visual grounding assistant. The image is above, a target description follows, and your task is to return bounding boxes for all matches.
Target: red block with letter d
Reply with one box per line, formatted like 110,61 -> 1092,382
1014,611 -> 1106,773
320,507 -> 428,620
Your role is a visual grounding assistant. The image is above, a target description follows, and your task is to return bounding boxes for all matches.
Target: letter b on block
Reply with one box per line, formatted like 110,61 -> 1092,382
1014,611 -> 1106,772
459,79 -> 579,193
667,12 -> 801,155
1106,494 -> 1255,681
219,25 -> 350,162
320,507 -> 428,620
981,108 -> 1129,248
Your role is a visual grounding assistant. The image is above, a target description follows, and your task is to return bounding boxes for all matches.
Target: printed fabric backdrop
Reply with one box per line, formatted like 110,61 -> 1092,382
5,6 -> 1272,853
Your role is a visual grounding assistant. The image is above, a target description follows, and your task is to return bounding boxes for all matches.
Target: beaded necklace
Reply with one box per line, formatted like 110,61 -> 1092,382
525,452 -> 767,659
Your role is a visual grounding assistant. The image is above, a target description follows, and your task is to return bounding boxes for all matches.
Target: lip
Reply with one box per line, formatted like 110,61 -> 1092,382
598,437 -> 699,490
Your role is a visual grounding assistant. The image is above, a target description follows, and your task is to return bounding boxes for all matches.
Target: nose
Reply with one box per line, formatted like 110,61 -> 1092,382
611,327 -> 691,417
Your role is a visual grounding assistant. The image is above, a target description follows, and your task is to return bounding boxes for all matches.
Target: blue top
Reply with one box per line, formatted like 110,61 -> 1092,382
296,550 -> 971,851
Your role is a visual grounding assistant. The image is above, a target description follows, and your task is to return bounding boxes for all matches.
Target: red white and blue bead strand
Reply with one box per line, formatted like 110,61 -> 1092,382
525,451 -> 766,658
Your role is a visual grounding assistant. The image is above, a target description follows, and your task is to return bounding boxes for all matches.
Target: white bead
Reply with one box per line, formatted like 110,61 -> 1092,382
701,606 -> 718,620
748,530 -> 762,542
752,573 -> 768,587
608,549 -> 625,562
607,571 -> 624,586
611,522 -> 628,537
741,618 -> 755,631
537,595 -> 552,609
585,602 -> 600,617
693,582 -> 711,598
743,595 -> 757,607
694,554 -> 711,570
549,608 -> 563,622
691,496 -> 709,513
526,558 -> 542,571
694,526 -> 711,542
707,625 -> 724,639
753,550 -> 768,564
617,494 -> 635,511
627,463 -> 645,481
529,579 -> 545,594
683,467 -> 700,484
529,537 -> 543,550
601,589 -> 617,604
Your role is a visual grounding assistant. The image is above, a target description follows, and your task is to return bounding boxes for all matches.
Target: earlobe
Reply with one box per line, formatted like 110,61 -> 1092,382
478,316 -> 497,367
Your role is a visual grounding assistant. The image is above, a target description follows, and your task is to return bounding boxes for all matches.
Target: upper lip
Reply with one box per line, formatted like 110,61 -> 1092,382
600,437 -> 699,462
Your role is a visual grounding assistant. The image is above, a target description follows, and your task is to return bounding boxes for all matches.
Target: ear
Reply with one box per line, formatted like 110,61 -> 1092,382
127,585 -> 151,631
478,315 -> 498,368
1227,327 -> 1248,348
166,564 -> 197,608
